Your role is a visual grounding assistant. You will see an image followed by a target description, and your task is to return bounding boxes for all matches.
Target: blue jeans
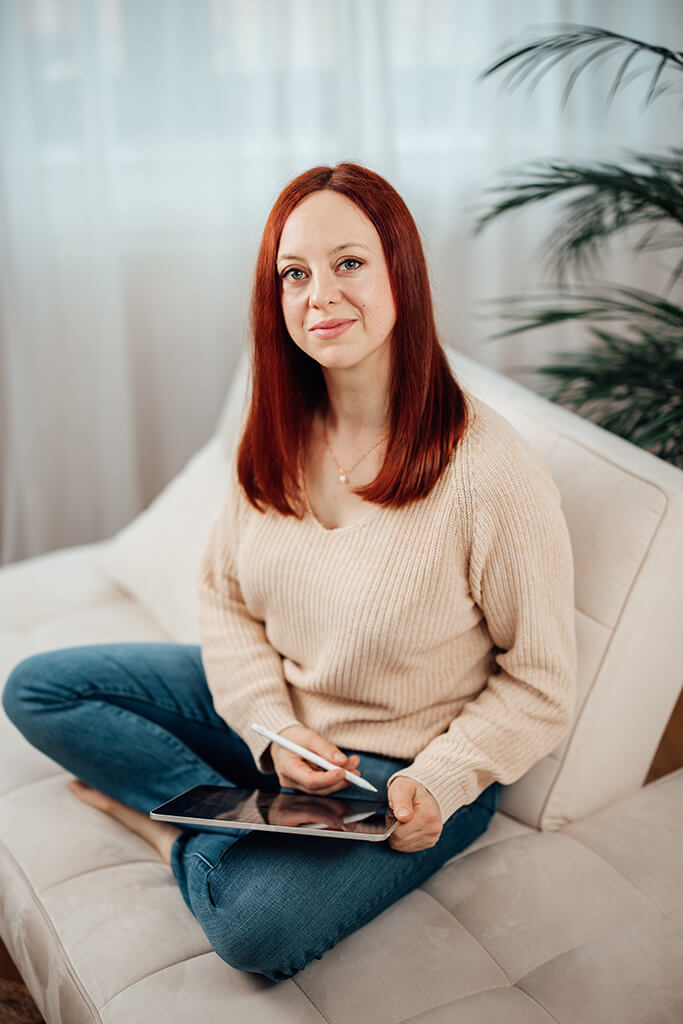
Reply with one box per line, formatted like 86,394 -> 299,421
3,642 -> 501,981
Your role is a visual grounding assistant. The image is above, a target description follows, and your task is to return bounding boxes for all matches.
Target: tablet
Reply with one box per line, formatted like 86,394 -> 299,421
150,784 -> 399,842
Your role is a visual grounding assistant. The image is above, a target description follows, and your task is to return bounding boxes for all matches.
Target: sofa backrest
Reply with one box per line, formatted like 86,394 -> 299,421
213,347 -> 683,830
446,350 -> 683,829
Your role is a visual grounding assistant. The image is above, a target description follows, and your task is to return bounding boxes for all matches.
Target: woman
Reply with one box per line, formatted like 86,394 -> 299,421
3,163 -> 577,981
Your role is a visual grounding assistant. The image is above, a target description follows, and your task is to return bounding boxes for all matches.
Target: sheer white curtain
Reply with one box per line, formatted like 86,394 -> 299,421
1,0 -> 680,564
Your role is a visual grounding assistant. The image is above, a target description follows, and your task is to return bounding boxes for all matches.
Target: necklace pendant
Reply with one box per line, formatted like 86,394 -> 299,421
338,471 -> 348,484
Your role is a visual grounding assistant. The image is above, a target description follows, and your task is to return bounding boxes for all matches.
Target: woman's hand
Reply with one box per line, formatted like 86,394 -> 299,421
269,724 -> 361,795
387,777 -> 442,852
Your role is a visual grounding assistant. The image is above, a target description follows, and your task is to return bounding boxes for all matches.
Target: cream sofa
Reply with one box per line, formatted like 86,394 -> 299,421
1,349 -> 682,1024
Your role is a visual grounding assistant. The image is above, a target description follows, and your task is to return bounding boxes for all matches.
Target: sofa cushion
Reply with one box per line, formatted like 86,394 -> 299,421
0,544 -> 171,799
0,544 -> 116,633
1,753 -> 679,1024
95,438 -> 230,644
213,346 -> 250,455
93,350 -> 251,646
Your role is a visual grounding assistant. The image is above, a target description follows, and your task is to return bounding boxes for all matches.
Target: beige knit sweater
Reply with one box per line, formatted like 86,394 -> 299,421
198,394 -> 577,822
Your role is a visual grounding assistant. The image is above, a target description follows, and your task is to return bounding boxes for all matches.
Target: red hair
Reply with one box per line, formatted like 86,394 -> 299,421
237,162 -> 469,515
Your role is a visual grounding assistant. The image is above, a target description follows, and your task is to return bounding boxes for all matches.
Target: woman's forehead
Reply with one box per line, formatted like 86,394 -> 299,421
278,191 -> 380,258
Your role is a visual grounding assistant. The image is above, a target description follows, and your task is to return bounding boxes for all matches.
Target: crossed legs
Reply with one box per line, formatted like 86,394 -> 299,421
3,643 -> 501,980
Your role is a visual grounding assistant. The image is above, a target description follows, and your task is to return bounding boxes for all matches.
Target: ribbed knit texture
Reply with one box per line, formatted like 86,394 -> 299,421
198,395 -> 577,822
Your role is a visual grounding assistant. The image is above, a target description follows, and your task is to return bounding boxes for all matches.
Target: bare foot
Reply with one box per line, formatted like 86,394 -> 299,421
67,779 -> 181,866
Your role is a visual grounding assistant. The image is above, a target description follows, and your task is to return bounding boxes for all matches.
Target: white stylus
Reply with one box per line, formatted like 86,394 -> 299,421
250,723 -> 378,793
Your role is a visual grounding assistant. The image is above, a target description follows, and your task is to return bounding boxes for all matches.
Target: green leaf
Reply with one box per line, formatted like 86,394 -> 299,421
481,25 -> 683,108
474,151 -> 683,286
481,285 -> 683,467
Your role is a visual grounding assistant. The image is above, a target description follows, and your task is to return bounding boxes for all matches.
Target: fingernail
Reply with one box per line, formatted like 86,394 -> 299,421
333,752 -> 345,763
398,807 -> 410,816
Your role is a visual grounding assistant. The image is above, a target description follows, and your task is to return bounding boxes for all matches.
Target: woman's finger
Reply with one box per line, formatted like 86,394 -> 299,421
273,743 -> 358,794
389,824 -> 442,852
304,774 -> 348,794
289,761 -> 347,793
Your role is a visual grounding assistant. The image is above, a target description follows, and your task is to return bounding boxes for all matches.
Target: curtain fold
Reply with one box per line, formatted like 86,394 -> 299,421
1,0 -> 680,564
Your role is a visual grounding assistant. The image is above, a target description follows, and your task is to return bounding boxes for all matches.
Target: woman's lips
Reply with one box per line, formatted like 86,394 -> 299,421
309,319 -> 356,339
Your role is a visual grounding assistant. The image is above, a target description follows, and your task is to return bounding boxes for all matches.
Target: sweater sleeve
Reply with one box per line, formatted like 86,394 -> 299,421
387,410 -> 577,822
197,468 -> 300,771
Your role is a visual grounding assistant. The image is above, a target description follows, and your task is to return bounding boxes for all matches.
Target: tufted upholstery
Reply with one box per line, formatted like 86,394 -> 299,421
1,350 -> 682,1023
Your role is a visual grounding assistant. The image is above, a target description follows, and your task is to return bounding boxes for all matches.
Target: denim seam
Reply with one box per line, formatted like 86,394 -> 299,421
94,649 -> 216,726
52,645 -> 215,729
69,686 -> 226,732
61,696 -> 228,777
191,852 -> 216,871
205,854 -> 228,907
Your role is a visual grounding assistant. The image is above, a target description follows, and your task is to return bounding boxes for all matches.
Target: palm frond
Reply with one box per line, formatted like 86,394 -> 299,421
477,25 -> 683,466
536,334 -> 683,465
475,151 -> 683,285
483,285 -> 683,465
665,253 -> 683,297
487,283 -> 683,337
481,24 -> 683,109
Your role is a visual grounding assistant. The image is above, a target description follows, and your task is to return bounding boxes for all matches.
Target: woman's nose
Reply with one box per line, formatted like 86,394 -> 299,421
309,271 -> 341,307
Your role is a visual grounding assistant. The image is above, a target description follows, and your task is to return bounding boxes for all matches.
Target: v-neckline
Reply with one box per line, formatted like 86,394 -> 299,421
297,446 -> 382,533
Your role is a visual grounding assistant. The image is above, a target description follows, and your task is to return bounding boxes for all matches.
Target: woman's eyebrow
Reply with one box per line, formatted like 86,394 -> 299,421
277,242 -> 370,262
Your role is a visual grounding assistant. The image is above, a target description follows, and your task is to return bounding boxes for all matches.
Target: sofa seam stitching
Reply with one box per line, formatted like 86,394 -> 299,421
291,979 -> 331,1023
559,832 -> 668,917
501,398 -> 679,497
39,857 -> 165,894
537,496 -> 673,829
416,887 -> 513,983
397,984 -> 561,1024
97,950 -> 214,1010
0,770 -> 65,800
512,914 -> 669,993
0,835 -> 104,1023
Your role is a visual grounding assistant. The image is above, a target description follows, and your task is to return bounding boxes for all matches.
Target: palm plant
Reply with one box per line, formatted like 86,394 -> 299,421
476,25 -> 683,467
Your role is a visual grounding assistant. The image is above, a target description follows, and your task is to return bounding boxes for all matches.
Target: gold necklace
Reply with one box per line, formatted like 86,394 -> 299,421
323,422 -> 387,485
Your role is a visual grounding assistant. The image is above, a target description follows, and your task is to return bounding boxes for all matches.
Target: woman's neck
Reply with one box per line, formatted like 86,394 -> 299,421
321,364 -> 391,441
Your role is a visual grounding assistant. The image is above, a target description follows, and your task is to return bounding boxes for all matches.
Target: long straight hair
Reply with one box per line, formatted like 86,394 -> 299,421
237,162 -> 469,515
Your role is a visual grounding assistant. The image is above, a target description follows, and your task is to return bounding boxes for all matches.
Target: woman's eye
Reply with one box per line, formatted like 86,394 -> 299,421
339,258 -> 362,271
282,268 -> 305,281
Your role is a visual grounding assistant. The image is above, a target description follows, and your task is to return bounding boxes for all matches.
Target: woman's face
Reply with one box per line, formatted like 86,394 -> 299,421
276,190 -> 396,374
